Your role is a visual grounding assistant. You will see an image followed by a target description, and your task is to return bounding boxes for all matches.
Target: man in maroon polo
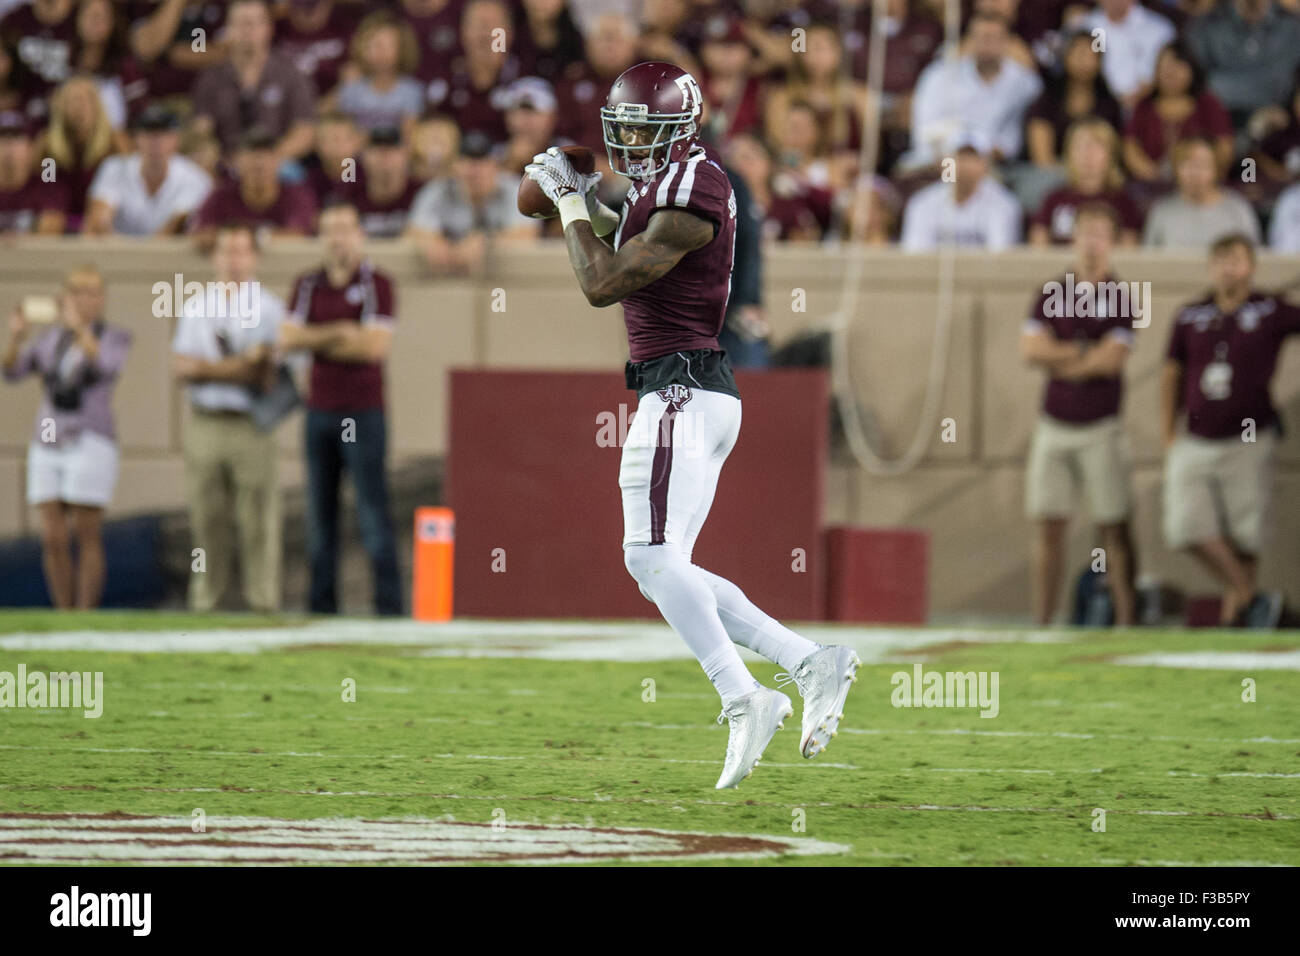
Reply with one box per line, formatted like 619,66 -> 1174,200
280,198 -> 401,615
1161,232 -> 1300,628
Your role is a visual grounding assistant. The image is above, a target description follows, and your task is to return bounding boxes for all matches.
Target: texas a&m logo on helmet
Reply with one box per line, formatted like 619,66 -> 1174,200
601,62 -> 703,181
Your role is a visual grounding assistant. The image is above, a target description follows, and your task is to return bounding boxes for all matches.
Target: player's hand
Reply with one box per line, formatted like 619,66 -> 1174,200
525,148 -> 597,205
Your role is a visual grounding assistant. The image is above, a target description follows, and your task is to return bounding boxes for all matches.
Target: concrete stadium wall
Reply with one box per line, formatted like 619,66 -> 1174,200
1,239 -> 1297,617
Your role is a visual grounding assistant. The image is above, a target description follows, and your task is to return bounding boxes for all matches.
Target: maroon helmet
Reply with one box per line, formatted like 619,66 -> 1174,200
601,61 -> 703,181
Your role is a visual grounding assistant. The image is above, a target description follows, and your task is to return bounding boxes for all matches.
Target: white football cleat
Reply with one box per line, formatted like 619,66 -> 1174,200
714,687 -> 793,790
778,645 -> 861,759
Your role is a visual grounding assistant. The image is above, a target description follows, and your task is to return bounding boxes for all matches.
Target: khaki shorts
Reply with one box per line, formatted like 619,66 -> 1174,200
1025,414 -> 1132,524
1163,430 -> 1277,553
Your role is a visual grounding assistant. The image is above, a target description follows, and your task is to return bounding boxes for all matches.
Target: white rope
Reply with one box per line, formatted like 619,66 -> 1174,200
828,0 -> 961,477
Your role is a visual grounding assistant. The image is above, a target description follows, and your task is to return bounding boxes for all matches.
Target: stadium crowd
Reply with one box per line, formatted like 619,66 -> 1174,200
1,0 -> 1300,251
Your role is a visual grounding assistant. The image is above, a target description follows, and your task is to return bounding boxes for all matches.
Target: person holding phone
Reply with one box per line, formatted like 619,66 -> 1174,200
1,265 -> 132,609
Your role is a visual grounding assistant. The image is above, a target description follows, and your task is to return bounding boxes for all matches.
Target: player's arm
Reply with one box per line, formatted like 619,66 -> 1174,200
1160,358 -> 1184,449
563,208 -> 712,308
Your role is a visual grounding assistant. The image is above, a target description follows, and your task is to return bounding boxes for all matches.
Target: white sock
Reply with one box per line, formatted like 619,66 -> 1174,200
624,545 -> 759,704
694,566 -> 821,672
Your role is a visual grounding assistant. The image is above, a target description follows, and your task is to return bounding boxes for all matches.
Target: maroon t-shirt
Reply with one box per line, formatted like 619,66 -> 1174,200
192,180 -> 318,234
0,174 -> 70,232
124,1 -> 227,98
1033,187 -> 1143,244
400,0 -> 465,81
851,14 -> 944,92
1124,93 -> 1233,166
423,55 -> 518,144
0,5 -> 76,105
1166,292 -> 1300,439
275,5 -> 360,96
614,144 -> 737,362
1028,273 -> 1137,423
763,173 -> 833,241
288,262 -> 396,411
335,176 -> 423,238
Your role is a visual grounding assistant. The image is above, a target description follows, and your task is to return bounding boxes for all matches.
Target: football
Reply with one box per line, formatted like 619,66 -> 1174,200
517,145 -> 596,219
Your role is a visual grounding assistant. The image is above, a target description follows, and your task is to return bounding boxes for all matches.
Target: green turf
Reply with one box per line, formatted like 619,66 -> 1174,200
1,611 -> 1298,865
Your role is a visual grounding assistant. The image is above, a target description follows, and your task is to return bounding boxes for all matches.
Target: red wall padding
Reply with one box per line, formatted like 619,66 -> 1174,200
823,526 -> 929,624
447,369 -> 830,619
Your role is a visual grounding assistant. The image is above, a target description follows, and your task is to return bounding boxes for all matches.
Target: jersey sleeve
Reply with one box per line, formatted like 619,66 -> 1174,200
362,272 -> 396,329
655,158 -> 733,233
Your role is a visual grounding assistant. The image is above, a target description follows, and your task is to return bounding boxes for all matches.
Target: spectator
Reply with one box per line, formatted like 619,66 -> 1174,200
72,0 -> 148,131
275,0 -> 358,100
1268,179 -> 1300,250
839,174 -> 902,245
302,111 -> 364,203
514,0 -> 585,83
0,38 -> 25,115
1255,82 -> 1300,183
906,11 -> 1042,168
410,111 -> 459,182
84,103 -> 211,235
171,222 -> 286,613
768,100 -> 838,193
1143,136 -> 1261,247
125,0 -> 227,104
496,76 -> 560,176
1160,233 -> 1299,627
39,74 -> 128,229
191,0 -> 316,160
1,265 -> 131,609
1031,118 -> 1141,246
1026,30 -> 1123,168
280,199 -> 402,616
765,23 -> 865,191
638,0 -> 698,77
1078,0 -> 1176,112
407,130 -> 539,274
554,12 -> 639,153
0,110 -> 69,233
341,125 -> 423,238
901,132 -> 1022,251
179,124 -> 220,178
850,0 -> 943,98
1123,41 -> 1234,185
1020,203 -> 1139,626
397,0 -> 463,79
727,132 -> 833,242
423,0 -> 520,145
334,12 -> 424,135
697,17 -> 764,147
190,127 -> 319,249
1187,0 -> 1300,129
0,0 -> 76,118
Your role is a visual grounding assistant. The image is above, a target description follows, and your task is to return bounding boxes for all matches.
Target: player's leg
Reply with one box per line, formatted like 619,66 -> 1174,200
674,393 -> 820,670
675,390 -> 857,759
620,388 -> 790,788
620,389 -> 756,704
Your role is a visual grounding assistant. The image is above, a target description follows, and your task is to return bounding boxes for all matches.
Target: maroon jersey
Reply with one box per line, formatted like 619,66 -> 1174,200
400,0 -> 465,80
192,181 -> 318,234
0,174 -> 70,232
614,144 -> 738,363
0,5 -> 76,105
1166,291 -> 1300,439
288,261 -> 396,411
275,4 -> 359,96
336,176 -> 423,238
1027,273 -> 1137,423
1033,187 -> 1143,244
423,54 -> 519,143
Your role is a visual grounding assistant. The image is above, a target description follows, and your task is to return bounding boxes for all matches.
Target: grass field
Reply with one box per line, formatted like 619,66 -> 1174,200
1,610 -> 1298,866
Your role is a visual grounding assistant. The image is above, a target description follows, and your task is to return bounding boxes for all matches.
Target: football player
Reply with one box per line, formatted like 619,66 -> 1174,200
524,62 -> 860,789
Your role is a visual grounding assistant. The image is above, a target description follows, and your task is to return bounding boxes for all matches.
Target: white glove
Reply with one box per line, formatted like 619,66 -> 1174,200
525,148 -> 600,205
